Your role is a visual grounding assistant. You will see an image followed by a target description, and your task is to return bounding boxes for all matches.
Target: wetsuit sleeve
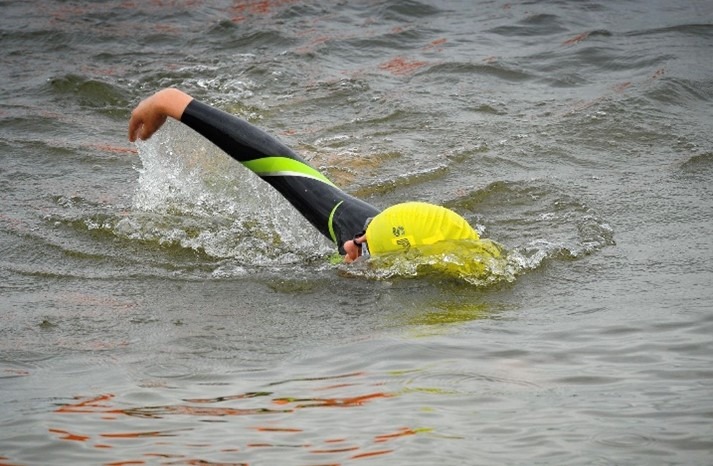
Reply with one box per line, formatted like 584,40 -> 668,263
180,99 -> 380,253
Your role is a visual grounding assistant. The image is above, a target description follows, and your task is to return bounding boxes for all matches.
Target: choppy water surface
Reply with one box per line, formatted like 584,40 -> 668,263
1,1 -> 712,464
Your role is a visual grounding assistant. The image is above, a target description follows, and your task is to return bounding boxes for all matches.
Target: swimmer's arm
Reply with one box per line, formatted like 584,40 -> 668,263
128,88 -> 193,142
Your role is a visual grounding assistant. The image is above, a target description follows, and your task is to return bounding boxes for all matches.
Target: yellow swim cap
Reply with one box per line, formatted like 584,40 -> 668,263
365,202 -> 479,256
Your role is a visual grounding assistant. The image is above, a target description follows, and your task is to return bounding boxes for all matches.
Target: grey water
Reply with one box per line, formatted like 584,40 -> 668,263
1,1 -> 712,464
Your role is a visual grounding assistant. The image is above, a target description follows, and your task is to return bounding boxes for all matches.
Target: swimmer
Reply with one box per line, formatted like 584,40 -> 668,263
128,88 -> 483,263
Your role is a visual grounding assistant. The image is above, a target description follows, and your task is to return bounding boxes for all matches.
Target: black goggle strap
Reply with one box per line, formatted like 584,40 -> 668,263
360,217 -> 374,256
352,230 -> 366,251
353,216 -> 373,256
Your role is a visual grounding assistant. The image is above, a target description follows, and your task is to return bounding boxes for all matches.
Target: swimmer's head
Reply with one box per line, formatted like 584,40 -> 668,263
343,202 -> 479,262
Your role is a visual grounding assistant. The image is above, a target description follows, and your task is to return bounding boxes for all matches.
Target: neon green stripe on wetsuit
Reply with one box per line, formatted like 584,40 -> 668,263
241,157 -> 336,187
180,100 -> 380,252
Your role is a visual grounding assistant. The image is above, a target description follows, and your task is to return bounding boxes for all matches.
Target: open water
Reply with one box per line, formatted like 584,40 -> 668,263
1,1 -> 712,464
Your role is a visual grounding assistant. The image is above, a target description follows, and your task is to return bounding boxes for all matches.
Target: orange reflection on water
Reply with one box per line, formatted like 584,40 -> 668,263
143,453 -> 187,459
174,461 -> 248,466
379,57 -> 429,76
314,383 -> 358,391
351,449 -> 394,460
121,405 -> 293,419
100,430 -> 180,439
562,31 -> 590,46
324,437 -> 348,444
423,38 -> 447,52
253,426 -> 303,432
230,0 -> 296,23
2,368 -> 30,378
55,393 -> 118,414
48,428 -> 90,442
272,391 -> 392,408
374,427 -> 418,443
50,371 -> 428,464
310,445 -> 360,454
182,391 -> 272,403
55,392 -> 293,419
178,462 -> 248,466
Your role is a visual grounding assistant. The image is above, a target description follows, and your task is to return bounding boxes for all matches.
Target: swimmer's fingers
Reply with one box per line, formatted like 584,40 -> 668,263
129,113 -> 167,142
342,234 -> 366,263
128,97 -> 166,142
128,89 -> 193,142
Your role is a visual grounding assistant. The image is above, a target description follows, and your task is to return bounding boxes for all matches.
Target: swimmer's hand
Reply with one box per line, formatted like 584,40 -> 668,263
343,234 -> 367,263
128,88 -> 193,142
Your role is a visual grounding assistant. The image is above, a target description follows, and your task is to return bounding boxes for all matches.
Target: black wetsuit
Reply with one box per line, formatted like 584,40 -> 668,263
181,100 -> 380,253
